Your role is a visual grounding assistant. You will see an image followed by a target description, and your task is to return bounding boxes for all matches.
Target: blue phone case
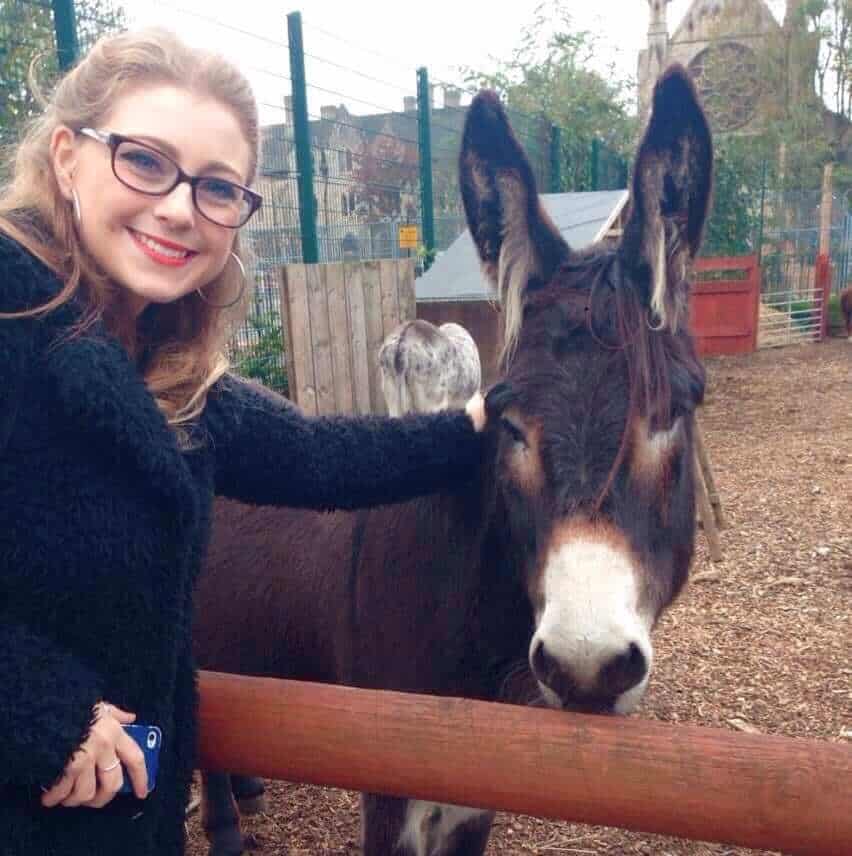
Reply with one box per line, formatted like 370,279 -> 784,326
118,724 -> 161,795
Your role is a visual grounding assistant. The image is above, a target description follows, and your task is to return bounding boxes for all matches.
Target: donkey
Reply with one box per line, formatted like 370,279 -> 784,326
378,320 -> 482,416
194,64 -> 713,856
840,285 -> 852,338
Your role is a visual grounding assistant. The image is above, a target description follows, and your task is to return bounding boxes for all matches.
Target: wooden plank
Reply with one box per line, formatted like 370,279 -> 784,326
344,262 -> 373,416
592,190 -> 629,242
305,265 -> 336,416
198,672 -> 852,856
694,447 -> 723,562
276,268 -> 297,405
280,265 -> 317,416
397,258 -> 417,323
694,255 -> 758,274
694,418 -> 726,530
361,261 -> 386,415
750,261 -> 761,352
325,263 -> 354,414
693,281 -> 755,296
378,258 -> 401,336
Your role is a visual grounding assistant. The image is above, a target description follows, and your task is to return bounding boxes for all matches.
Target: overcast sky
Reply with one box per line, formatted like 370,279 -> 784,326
120,0 -> 784,125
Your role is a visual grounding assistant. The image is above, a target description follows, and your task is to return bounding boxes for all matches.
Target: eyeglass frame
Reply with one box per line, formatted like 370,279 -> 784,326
76,127 -> 263,229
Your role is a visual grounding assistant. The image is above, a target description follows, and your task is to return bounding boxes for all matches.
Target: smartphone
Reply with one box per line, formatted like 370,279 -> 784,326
118,724 -> 162,795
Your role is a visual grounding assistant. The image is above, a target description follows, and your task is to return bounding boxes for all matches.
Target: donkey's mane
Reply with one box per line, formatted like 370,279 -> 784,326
499,244 -> 700,508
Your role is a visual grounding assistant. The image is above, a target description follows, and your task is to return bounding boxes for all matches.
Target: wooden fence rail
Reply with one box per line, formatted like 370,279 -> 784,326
197,671 -> 851,856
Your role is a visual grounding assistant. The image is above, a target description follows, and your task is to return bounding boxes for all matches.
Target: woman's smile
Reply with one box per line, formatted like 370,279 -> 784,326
128,227 -> 198,268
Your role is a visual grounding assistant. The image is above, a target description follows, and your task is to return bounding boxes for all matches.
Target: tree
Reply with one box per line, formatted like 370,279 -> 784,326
747,0 -> 852,188
458,0 -> 638,189
1,0 -> 125,145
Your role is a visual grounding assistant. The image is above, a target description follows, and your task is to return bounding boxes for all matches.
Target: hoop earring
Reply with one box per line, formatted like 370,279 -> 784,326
646,310 -> 666,332
196,252 -> 247,309
70,187 -> 82,227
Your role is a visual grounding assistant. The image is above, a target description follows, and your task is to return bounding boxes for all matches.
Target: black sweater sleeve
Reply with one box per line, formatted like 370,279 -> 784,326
0,622 -> 102,787
206,374 -> 484,510
0,257 -> 103,787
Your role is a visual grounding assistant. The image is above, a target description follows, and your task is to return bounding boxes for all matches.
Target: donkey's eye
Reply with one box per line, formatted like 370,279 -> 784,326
500,417 -> 527,447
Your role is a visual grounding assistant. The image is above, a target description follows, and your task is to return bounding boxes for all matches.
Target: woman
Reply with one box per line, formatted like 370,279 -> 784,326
0,28 -> 484,856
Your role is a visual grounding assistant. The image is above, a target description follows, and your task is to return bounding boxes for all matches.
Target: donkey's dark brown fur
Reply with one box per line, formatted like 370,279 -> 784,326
194,65 -> 713,856
840,285 -> 852,337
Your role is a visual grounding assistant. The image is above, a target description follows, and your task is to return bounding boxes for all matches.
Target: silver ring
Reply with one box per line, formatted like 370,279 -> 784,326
99,758 -> 121,773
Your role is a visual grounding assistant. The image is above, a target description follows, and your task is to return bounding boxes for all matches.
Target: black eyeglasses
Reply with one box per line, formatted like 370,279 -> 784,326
78,128 -> 262,228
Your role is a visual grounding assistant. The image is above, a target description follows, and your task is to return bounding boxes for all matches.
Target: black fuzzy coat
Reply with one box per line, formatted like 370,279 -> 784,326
0,235 -> 482,856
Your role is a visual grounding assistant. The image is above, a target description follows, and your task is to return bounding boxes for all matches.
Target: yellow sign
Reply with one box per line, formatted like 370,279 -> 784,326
398,225 -> 418,249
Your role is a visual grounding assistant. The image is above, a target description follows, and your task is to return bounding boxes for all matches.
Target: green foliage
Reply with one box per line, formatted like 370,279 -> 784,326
0,0 -> 125,145
459,0 -> 636,190
745,0 -> 852,188
415,243 -> 437,276
234,311 -> 289,395
702,136 -> 772,256
789,298 -> 817,328
827,292 -> 846,331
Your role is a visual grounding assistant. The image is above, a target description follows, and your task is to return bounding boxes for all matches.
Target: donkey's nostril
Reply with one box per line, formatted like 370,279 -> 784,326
530,639 -> 561,688
599,642 -> 647,697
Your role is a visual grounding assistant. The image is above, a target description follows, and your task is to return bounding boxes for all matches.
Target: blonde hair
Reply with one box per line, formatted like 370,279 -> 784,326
0,27 -> 261,437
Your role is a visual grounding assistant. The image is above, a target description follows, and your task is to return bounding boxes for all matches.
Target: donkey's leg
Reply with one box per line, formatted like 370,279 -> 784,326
229,774 -> 268,815
435,805 -> 495,855
360,793 -> 409,855
201,771 -> 245,856
364,793 -> 495,856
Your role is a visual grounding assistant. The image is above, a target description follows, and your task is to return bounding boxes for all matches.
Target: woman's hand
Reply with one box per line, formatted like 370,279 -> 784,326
41,702 -> 149,808
464,391 -> 487,432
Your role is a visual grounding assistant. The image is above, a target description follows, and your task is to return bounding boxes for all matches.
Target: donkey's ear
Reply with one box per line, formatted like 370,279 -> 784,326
619,65 -> 713,331
460,91 -> 569,319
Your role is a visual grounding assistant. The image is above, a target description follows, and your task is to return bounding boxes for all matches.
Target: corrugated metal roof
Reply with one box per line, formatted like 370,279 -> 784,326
416,190 -> 628,302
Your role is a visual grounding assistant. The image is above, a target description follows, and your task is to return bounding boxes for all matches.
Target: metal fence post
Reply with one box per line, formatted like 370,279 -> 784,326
590,138 -> 600,192
549,125 -> 562,193
51,0 -> 79,71
756,158 -> 767,260
417,67 -> 435,271
287,11 -> 319,264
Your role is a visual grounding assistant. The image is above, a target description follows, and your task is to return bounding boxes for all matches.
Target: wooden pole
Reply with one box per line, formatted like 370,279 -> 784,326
198,672 -> 852,856
694,418 -> 726,529
819,162 -> 834,257
694,452 -> 723,562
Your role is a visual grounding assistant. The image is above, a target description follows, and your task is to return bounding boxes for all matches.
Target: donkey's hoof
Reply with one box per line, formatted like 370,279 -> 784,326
207,829 -> 245,856
236,793 -> 269,815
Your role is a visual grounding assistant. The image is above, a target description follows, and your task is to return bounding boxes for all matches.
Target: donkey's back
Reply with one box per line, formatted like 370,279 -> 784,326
194,501 -> 356,682
378,320 -> 481,416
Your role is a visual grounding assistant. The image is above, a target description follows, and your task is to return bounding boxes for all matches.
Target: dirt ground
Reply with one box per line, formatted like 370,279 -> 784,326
186,338 -> 851,856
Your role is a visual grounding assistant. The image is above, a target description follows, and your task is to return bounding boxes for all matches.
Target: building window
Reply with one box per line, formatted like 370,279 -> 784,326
688,43 -> 760,132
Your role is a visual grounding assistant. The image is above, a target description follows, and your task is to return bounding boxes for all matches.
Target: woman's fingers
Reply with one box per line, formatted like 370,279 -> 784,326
465,391 -> 487,431
97,702 -> 136,725
60,762 -> 97,807
83,758 -> 125,808
41,700 -> 147,808
116,729 -> 148,799
41,750 -> 88,807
